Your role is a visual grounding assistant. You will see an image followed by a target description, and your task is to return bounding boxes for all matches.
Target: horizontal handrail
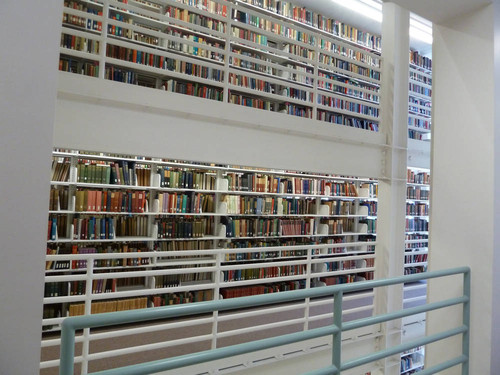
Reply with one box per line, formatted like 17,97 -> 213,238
60,266 -> 470,375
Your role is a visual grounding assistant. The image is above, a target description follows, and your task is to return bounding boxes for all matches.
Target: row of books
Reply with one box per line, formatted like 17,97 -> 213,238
155,239 -> 213,252
318,54 -> 380,81
225,239 -> 309,261
404,267 -> 426,275
156,217 -> 214,238
63,1 -> 103,32
50,215 -> 149,240
282,87 -> 313,102
76,159 -> 151,186
171,0 -> 227,17
222,264 -> 306,281
75,189 -> 148,213
105,65 -> 139,83
45,282 -> 68,298
405,218 -> 428,232
51,159 -> 71,181
408,130 -> 427,140
222,217 -> 318,237
317,94 -> 379,117
155,266 -> 213,286
222,195 -> 315,215
224,173 -> 365,197
407,187 -> 429,200
230,49 -> 277,76
165,27 -> 225,61
106,44 -> 225,81
409,105 -> 431,118
50,188 -> 69,211
317,111 -> 379,131
407,170 -> 430,185
410,70 -> 432,85
322,257 -> 374,272
72,216 -> 117,240
279,102 -> 311,118
237,0 -> 381,50
408,117 -> 430,130
360,202 -> 377,216
320,273 -> 373,286
318,73 -> 380,103
61,33 -> 100,54
156,167 -> 213,189
318,39 -> 380,67
165,5 -> 227,32
155,192 -> 215,214
229,73 -> 274,93
47,216 -> 69,241
410,50 -> 432,71
69,297 -> 148,316
161,78 -> 224,100
64,277 -> 129,297
232,8 -> 316,46
409,83 -> 431,97
151,290 -> 214,306
404,253 -> 428,265
220,280 -> 304,299
406,203 -> 428,216
228,91 -> 273,110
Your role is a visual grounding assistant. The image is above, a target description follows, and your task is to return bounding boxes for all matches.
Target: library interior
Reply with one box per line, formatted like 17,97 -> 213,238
1,0 -> 500,374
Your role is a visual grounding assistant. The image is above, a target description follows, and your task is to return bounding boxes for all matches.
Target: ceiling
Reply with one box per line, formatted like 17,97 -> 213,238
288,0 -> 493,56
382,0 -> 492,24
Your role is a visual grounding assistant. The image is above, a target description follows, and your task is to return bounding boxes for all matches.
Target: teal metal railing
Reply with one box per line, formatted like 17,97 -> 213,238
59,267 -> 470,375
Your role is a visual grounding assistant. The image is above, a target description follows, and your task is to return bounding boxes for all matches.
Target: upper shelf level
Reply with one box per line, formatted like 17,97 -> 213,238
59,0 -> 383,132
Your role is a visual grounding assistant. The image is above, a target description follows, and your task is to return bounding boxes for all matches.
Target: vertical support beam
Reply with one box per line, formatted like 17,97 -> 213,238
0,1 -> 62,374
492,3 -> 500,373
60,325 -> 76,375
376,3 -> 409,374
332,291 -> 343,372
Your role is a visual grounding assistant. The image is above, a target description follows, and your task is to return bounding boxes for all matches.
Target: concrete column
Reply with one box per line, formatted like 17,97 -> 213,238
375,2 -> 409,373
427,3 -> 497,374
0,1 -> 61,373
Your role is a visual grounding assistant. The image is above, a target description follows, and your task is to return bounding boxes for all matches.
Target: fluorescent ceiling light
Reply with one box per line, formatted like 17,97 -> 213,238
330,0 -> 432,44
330,0 -> 382,22
410,17 -> 433,44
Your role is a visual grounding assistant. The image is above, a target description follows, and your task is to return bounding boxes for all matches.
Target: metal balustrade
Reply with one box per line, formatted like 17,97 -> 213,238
59,266 -> 470,375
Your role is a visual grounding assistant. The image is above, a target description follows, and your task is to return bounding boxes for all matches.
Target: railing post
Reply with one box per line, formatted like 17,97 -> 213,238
59,322 -> 75,375
462,269 -> 471,375
332,291 -> 343,374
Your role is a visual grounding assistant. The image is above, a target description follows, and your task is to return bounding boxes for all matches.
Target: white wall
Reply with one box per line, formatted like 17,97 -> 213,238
0,1 -> 62,374
55,74 -> 387,179
427,4 -> 495,374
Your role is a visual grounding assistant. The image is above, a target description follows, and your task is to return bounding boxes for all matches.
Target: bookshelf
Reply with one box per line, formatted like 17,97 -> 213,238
60,0 -> 381,131
408,50 -> 432,141
43,148 -> 378,333
404,166 -> 429,275
400,347 -> 425,374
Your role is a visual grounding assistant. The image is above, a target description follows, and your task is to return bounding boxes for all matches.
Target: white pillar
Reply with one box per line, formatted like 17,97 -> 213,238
492,2 -> 500,372
427,3 -> 498,374
0,1 -> 61,373
375,2 -> 409,373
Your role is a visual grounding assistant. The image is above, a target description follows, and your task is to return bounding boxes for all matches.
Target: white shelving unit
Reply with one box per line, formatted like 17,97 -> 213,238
59,0 -> 382,131
401,166 -> 429,375
408,52 -> 432,142
42,148 -> 379,372
404,166 -> 429,275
